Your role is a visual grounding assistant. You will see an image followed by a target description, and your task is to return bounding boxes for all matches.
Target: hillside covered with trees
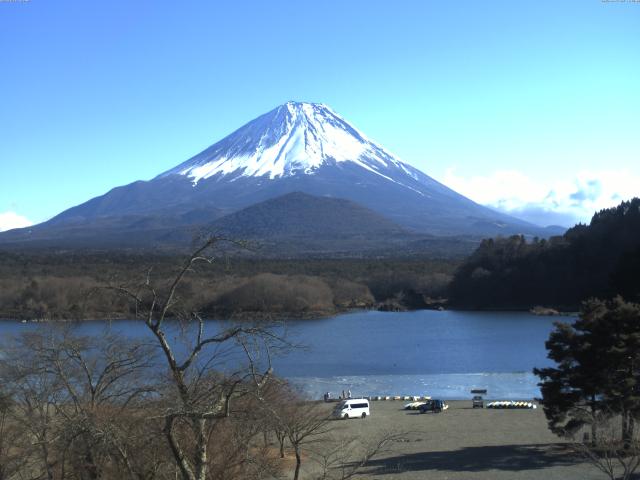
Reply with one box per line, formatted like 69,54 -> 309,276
449,198 -> 640,310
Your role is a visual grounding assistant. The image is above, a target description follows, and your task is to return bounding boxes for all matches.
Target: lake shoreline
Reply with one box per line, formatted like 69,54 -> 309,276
0,303 -> 578,323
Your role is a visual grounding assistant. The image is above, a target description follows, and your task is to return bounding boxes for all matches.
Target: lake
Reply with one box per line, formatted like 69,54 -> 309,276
0,310 -> 569,400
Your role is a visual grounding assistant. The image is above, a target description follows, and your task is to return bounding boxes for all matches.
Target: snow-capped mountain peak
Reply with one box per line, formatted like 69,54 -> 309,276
160,101 -> 418,185
4,101 -> 555,247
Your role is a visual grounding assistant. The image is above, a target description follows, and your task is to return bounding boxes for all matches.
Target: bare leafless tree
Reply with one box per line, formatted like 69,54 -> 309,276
1,326 -> 161,480
0,391 -> 30,480
284,402 -> 332,480
258,382 -> 338,480
259,383 -> 407,480
111,237 -> 286,480
0,238 -> 300,480
570,409 -> 640,480
310,430 -> 407,480
1,334 -> 64,480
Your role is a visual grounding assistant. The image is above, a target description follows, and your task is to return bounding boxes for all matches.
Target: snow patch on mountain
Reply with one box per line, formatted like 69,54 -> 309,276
160,102 -> 422,194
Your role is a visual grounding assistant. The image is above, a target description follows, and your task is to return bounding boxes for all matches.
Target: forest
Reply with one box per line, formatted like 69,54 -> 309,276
0,252 -> 456,320
1,198 -> 639,320
449,198 -> 640,310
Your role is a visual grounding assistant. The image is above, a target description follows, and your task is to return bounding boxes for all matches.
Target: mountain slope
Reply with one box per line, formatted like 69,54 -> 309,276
0,101 -> 560,252
211,191 -> 407,238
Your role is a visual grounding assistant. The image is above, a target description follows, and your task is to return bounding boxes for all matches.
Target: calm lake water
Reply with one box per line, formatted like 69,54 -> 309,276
0,310 -> 570,400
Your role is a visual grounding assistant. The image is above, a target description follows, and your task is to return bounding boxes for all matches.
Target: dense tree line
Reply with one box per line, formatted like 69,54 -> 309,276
449,198 -> 640,310
0,254 -> 456,320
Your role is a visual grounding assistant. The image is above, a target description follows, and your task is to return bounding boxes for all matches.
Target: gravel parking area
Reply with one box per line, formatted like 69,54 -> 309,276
302,400 -> 604,480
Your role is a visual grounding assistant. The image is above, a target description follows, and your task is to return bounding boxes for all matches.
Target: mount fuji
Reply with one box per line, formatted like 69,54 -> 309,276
0,102 -> 561,253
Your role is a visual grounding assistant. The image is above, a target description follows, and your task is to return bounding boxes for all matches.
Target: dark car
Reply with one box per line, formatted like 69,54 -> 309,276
419,399 -> 446,414
472,395 -> 484,408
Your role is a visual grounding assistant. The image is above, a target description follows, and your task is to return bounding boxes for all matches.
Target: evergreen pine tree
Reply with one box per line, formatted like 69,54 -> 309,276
535,297 -> 640,445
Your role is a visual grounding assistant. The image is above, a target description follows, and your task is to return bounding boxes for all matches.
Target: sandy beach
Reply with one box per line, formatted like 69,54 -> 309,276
297,400 -> 604,480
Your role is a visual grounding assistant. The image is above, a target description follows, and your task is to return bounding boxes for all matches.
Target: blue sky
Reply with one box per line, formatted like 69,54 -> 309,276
1,0 -> 639,229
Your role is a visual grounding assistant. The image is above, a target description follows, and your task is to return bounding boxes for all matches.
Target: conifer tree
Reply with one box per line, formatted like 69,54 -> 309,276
535,297 -> 640,444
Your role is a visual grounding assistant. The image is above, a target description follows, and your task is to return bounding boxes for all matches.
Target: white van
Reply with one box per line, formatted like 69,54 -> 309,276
333,398 -> 370,419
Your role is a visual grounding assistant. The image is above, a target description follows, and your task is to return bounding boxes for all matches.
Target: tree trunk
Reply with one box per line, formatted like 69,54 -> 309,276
84,450 -> 99,480
623,412 -> 635,450
194,417 -> 208,480
622,409 -> 632,450
164,417 -> 196,480
43,447 -> 55,480
293,446 -> 301,480
275,430 -> 286,458
590,400 -> 597,445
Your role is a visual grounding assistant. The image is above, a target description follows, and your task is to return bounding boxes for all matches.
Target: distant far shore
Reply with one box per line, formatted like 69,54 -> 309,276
0,303 -> 579,324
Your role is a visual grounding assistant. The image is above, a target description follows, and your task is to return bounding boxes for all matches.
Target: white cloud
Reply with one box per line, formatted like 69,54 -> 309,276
0,211 -> 33,232
441,168 -> 640,227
